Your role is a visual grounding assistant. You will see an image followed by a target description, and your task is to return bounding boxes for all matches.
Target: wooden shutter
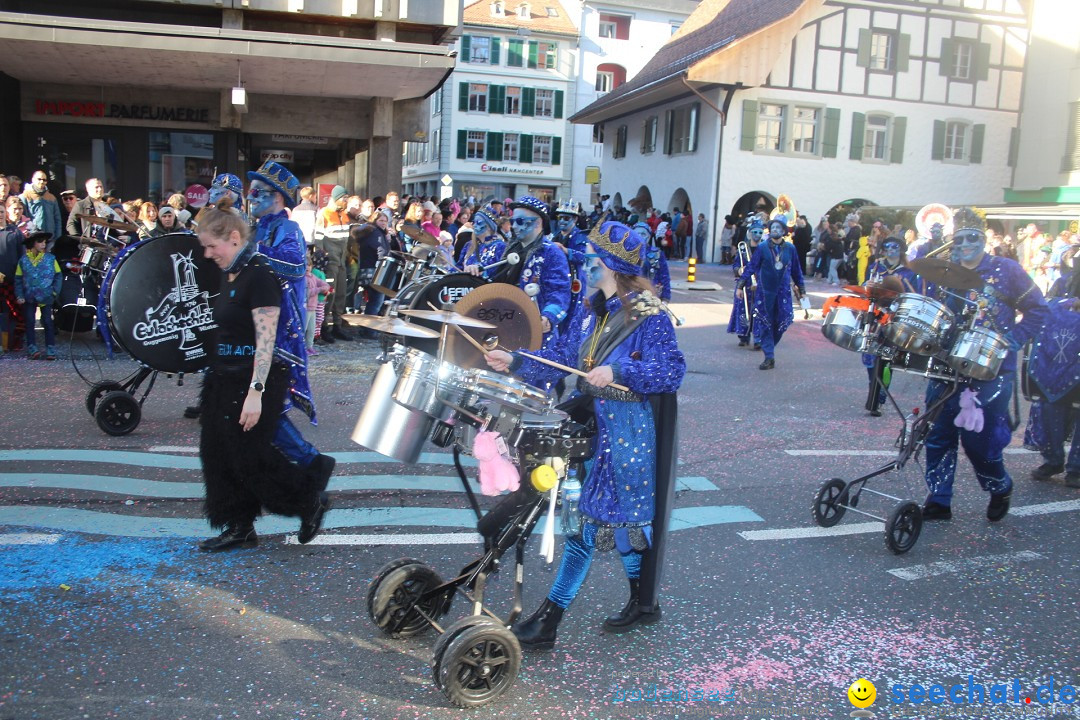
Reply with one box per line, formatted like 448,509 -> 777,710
975,42 -> 991,81
456,130 -> 467,159
896,34 -> 910,72
527,41 -> 538,69
522,87 -> 535,117
554,90 -> 564,119
458,81 -> 469,112
939,38 -> 956,77
969,124 -> 985,164
552,137 -> 561,165
689,103 -> 700,152
849,112 -> 866,160
489,86 -> 504,115
491,37 -> 501,65
507,39 -> 523,67
486,132 -> 503,161
740,99 -> 757,151
822,107 -> 840,158
664,110 -> 675,154
890,116 -> 906,164
856,28 -> 872,68
931,120 -> 946,160
520,134 -> 533,163
461,35 -> 471,63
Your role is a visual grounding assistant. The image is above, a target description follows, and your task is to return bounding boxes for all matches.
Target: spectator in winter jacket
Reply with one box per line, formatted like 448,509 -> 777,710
14,231 -> 61,359
19,171 -> 63,242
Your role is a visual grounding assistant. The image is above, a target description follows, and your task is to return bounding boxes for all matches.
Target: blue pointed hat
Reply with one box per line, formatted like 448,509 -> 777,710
211,173 -> 243,210
588,220 -> 645,276
247,160 -> 299,209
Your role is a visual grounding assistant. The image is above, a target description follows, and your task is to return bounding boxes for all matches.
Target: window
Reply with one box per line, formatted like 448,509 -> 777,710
534,89 -> 555,118
790,106 -> 819,154
517,2 -> 530,18
592,123 -> 604,144
670,23 -> 681,35
466,131 -> 486,160
471,37 -> 491,64
595,71 -> 614,93
864,114 -> 890,161
503,133 -> 520,162
599,20 -> 616,38
505,86 -> 521,115
533,136 -> 552,164
431,87 -> 442,116
870,31 -> 894,71
667,103 -> 699,154
641,116 -> 658,153
545,6 -> 558,17
756,103 -> 784,152
944,121 -> 968,161
598,13 -> 630,40
468,83 -> 488,112
613,125 -> 627,159
431,129 -> 440,162
538,42 -> 557,70
952,41 -> 973,80
491,1 -> 503,16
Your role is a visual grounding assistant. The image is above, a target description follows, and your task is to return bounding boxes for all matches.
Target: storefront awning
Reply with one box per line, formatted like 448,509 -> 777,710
981,204 -> 1080,222
0,12 -> 456,101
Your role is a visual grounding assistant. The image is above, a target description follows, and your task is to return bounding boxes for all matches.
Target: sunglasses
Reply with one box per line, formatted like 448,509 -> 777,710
883,242 -> 901,250
955,231 -> 985,245
247,186 -> 273,199
510,216 -> 538,227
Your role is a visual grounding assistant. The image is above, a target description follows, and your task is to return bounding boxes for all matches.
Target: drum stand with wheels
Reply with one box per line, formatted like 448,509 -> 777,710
86,368 -> 180,436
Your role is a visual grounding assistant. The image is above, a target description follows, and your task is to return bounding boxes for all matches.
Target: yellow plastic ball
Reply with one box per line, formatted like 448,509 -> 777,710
530,465 -> 558,492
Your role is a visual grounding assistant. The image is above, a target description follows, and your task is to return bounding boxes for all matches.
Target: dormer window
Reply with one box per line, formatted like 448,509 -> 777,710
490,1 -> 503,16
517,2 -> 530,19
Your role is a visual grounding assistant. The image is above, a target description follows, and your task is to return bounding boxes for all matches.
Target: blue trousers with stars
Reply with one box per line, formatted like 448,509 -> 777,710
1040,398 -> 1080,473
548,522 -> 642,609
924,378 -> 1014,506
274,413 -> 319,467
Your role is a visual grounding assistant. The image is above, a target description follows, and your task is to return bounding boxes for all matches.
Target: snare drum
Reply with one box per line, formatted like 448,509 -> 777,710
79,245 -> 112,275
945,326 -> 1009,381
883,293 -> 954,356
506,409 -> 569,447
821,296 -> 873,352
890,351 -> 955,380
463,368 -> 552,415
391,347 -> 469,418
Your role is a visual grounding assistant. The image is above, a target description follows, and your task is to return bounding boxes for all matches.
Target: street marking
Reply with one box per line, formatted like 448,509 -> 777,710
146,445 -> 197,453
786,448 -> 1037,457
887,551 -> 1045,581
0,449 -> 475,469
1010,498 -> 1080,516
0,532 -> 62,545
739,522 -> 884,541
285,532 -> 483,546
678,476 -> 719,491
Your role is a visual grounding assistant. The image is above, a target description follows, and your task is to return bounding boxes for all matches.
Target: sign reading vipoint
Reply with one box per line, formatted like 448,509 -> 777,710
185,184 -> 209,209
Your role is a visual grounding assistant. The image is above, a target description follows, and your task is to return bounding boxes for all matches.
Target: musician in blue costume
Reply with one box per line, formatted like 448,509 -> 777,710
458,207 -> 506,279
632,221 -> 671,302
921,208 -> 1049,521
485,220 -> 685,649
736,216 -> 805,369
726,218 -> 763,347
553,199 -> 588,333
246,160 -> 335,485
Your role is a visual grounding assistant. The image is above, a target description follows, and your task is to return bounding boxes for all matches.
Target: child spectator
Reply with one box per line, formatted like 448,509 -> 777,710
311,247 -> 332,346
305,249 -> 331,355
14,231 -> 61,360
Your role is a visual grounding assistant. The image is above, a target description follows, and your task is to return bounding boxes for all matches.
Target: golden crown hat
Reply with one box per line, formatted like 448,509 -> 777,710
587,214 -> 645,274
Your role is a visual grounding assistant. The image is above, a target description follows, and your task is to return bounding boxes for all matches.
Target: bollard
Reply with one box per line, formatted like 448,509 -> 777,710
687,257 -> 696,283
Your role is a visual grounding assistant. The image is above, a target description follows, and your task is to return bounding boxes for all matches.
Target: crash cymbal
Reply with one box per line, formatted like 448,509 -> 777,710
842,285 -> 872,298
441,283 -> 543,369
398,308 -> 497,329
401,224 -> 439,247
75,213 -> 138,232
908,258 -> 983,291
341,314 -> 441,339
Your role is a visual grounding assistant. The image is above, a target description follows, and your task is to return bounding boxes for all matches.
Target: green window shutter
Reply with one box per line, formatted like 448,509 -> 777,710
527,41 -> 538,69
822,107 -> 840,158
507,39 -> 523,67
939,38 -> 955,77
486,132 -> 503,161
970,124 -> 985,164
522,87 -> 535,117
890,116 -> 907,164
520,134 -> 533,163
461,35 -> 471,63
489,86 -> 504,115
552,137 -> 561,165
1008,126 -> 1019,168
689,104 -> 700,152
664,109 -> 675,154
932,120 -> 946,160
554,90 -> 564,119
896,33 -> 910,72
739,99 -> 758,151
491,37 -> 501,65
456,130 -> 467,159
975,42 -> 991,81
856,28 -> 872,68
849,112 -> 866,160
459,81 -> 469,112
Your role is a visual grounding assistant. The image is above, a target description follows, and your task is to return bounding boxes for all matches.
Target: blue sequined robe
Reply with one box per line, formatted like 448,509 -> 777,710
726,242 -> 754,338
555,227 -> 589,334
643,246 -> 671,301
738,240 -> 804,344
457,239 -> 506,280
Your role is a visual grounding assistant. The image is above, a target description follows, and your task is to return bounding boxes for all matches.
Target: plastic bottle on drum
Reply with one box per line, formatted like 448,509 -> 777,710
561,467 -> 582,537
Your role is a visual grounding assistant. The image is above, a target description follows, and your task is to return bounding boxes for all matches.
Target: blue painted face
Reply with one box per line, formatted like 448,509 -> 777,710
510,209 -> 542,244
748,228 -> 763,243
883,241 -> 902,261
930,224 -> 944,241
555,215 -> 576,234
585,256 -> 606,286
208,182 -> 234,206
247,180 -> 278,218
769,222 -> 785,241
955,230 -> 986,263
473,214 -> 497,243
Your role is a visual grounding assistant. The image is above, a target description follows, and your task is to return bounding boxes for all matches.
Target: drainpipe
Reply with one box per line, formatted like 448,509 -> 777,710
680,75 -> 737,263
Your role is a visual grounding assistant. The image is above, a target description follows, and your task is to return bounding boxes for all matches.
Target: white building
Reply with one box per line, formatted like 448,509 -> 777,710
567,0 -> 699,206
571,0 -> 1030,261
402,0 -> 579,204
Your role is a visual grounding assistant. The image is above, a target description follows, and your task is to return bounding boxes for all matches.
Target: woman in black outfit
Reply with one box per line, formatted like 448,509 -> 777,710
196,207 -> 330,552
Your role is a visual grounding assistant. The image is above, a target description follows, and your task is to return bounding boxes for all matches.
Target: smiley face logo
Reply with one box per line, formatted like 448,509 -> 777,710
848,679 -> 877,709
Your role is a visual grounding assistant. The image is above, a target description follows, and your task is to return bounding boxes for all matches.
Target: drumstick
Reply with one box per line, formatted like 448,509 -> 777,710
515,351 -> 631,393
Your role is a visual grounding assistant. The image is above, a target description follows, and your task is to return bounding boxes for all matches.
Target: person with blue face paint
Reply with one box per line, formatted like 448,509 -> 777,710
920,208 -> 1049,523
194,173 -> 246,230
735,216 -> 805,369
459,207 -> 506,279
553,199 -> 588,334
631,220 -> 671,302
244,160 -> 336,493
727,218 -> 763,347
908,221 -> 947,261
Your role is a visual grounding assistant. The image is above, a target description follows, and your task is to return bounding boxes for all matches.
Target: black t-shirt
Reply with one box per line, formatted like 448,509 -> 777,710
213,254 -> 282,366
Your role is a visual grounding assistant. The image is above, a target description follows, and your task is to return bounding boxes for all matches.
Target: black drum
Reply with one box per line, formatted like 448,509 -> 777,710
54,273 -> 98,333
105,232 -> 221,373
393,273 -> 486,354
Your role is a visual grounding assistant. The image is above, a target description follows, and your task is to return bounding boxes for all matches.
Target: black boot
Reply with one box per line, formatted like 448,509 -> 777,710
512,598 -> 564,650
199,522 -> 257,552
298,492 -> 331,544
603,579 -> 662,633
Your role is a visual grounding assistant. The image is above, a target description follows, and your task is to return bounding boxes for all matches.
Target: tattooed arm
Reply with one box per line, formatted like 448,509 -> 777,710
239,305 -> 280,431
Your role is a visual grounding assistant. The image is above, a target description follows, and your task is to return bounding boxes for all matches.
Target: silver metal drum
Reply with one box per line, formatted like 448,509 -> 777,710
821,306 -> 871,352
391,347 -> 468,418
463,368 -> 552,414
946,326 -> 1009,381
883,294 -> 954,356
351,361 -> 434,464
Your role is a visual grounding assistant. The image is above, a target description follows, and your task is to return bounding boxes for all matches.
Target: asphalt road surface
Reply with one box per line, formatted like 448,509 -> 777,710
1,263 -> 1078,720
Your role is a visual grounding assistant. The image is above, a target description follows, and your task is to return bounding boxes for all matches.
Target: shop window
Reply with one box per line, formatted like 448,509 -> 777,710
150,131 -> 214,202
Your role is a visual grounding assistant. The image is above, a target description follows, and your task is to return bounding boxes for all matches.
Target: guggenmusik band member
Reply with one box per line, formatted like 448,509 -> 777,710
922,208 -> 1049,522
727,217 -> 763,348
459,207 -> 506,279
552,199 -> 588,333
195,207 -> 330,551
485,220 -> 685,649
736,216 -> 805,369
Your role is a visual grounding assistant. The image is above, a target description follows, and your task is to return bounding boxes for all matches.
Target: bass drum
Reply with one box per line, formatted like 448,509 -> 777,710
393,273 -> 487,355
105,232 -> 221,374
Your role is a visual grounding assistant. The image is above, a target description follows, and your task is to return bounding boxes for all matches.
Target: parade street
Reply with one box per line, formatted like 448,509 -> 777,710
1,262 -> 1077,720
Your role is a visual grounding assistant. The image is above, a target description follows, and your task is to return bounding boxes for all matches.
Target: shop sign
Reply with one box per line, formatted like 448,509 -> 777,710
185,184 -> 209,209
34,100 -> 209,124
260,149 -> 295,164
271,134 -> 329,145
479,163 -> 546,176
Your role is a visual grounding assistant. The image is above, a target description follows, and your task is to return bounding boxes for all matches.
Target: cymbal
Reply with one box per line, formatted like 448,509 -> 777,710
843,282 -> 900,301
78,239 -> 113,251
398,308 -> 497,329
908,258 -> 983,291
442,283 -> 543,369
341,314 -> 440,339
401,224 -> 439,247
75,213 -> 138,232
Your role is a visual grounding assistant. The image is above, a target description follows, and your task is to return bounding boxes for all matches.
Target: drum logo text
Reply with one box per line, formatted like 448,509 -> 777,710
132,252 -> 216,356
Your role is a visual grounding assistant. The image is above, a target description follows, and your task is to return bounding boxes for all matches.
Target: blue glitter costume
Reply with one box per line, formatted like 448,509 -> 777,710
737,234 -> 805,361
726,230 -> 759,342
518,239 -> 571,337
632,222 -> 672,302
554,225 -> 589,334
457,238 -> 506,279
1025,286 -> 1080,476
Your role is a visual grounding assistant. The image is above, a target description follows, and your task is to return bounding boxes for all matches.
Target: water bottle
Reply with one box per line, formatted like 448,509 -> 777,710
561,467 -> 582,537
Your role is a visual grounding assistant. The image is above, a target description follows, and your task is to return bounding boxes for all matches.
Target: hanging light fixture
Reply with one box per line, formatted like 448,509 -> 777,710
231,59 -> 247,111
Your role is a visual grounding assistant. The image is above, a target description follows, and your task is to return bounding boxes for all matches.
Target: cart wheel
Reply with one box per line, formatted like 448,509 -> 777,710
884,501 -> 922,555
367,557 -> 425,620
368,562 -> 447,638
812,478 -> 848,527
86,381 -> 124,416
95,391 -> 141,436
432,616 -> 503,691
435,621 -> 521,708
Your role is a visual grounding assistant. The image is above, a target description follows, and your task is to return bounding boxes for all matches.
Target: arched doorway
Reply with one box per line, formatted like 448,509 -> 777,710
730,190 -> 775,222
826,198 -> 877,224
627,185 -> 652,213
612,191 -> 623,209
668,187 -> 690,215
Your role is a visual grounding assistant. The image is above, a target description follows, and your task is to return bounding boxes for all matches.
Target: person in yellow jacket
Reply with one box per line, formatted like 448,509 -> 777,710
856,235 -> 872,284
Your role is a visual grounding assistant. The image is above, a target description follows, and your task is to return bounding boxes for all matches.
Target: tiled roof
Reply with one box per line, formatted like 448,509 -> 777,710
463,0 -> 579,37
570,0 -> 807,121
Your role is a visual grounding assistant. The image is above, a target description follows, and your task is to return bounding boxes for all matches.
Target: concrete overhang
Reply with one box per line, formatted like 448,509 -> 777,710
0,11 -> 457,101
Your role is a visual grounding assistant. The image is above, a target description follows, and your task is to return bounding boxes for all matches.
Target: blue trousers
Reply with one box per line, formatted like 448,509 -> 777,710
1040,399 -> 1080,473
548,522 -> 642,609
274,412 -> 319,467
924,378 -> 1013,506
757,316 -> 784,359
24,302 -> 56,352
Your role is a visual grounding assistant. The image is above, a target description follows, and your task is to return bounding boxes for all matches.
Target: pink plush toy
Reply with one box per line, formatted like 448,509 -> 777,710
473,431 -> 520,496
954,388 -> 984,432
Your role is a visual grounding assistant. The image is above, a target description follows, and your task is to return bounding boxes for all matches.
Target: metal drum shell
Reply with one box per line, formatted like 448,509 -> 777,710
370,255 -> 413,298
946,326 -> 1009,381
463,368 -> 552,415
883,294 -> 954,356
391,347 -> 469,418
821,306 -> 871,352
351,361 -> 434,464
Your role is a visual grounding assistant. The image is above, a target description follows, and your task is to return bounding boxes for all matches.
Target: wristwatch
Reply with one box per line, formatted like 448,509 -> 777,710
249,382 -> 264,393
